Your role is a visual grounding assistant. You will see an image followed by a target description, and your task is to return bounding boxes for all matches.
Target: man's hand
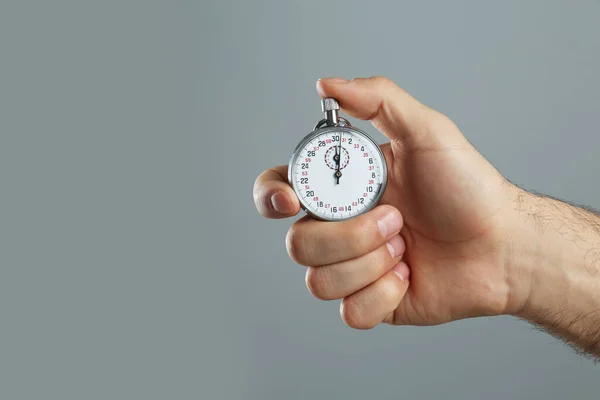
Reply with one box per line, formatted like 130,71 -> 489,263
254,76 -> 519,326
253,77 -> 600,357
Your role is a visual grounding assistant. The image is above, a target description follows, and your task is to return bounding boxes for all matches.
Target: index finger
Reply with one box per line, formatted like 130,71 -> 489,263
253,165 -> 301,219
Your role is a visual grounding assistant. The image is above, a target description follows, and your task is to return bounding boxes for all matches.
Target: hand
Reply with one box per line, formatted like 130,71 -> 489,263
253,76 -> 525,329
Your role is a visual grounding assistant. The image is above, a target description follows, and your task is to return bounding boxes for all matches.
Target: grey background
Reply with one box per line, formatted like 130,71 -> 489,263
0,0 -> 599,399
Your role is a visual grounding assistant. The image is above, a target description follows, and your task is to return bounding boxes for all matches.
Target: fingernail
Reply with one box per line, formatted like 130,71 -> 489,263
270,191 -> 293,214
392,261 -> 411,282
386,235 -> 406,259
377,211 -> 402,237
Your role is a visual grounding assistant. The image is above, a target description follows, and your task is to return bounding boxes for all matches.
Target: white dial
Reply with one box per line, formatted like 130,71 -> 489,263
289,126 -> 387,221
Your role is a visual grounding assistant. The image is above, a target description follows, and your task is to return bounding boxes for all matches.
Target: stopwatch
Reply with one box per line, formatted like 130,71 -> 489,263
288,98 -> 387,221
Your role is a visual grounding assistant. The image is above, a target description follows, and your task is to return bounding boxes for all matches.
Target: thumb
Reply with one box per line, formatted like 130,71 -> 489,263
316,76 -> 452,145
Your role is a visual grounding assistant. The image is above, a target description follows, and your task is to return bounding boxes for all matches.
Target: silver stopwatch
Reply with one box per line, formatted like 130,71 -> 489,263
288,98 -> 387,221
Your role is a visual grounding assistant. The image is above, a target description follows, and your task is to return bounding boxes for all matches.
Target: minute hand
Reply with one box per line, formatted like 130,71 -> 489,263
337,133 -> 343,183
334,144 -> 341,184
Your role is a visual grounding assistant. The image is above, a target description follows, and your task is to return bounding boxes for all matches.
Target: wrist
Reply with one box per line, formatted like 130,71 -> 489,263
500,187 -> 569,318
497,187 -> 539,317
501,188 -> 600,323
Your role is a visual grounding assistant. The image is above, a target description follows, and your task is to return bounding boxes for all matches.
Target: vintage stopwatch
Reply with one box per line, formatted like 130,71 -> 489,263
288,98 -> 387,221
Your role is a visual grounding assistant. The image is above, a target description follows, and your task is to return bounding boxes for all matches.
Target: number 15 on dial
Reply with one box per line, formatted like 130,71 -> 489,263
288,98 -> 387,221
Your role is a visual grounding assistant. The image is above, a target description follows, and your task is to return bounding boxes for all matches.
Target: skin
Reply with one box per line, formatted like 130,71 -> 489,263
253,76 -> 600,358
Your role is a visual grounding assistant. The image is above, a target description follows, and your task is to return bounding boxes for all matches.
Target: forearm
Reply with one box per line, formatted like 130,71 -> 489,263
505,188 -> 600,357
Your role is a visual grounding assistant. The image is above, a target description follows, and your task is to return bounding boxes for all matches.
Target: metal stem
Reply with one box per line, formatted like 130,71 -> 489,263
321,98 -> 340,126
325,108 -> 339,126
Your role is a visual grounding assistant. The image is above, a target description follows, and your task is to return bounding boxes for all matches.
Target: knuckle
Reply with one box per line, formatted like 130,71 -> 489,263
340,299 -> 360,328
380,276 -> 400,303
371,244 -> 391,267
423,110 -> 455,133
340,299 -> 374,330
252,177 -> 266,212
305,268 -> 333,301
351,76 -> 395,91
285,225 -> 306,265
357,245 -> 390,278
370,76 -> 396,91
346,219 -> 379,252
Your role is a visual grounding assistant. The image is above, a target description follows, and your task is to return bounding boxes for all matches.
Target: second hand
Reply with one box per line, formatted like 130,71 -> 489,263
334,133 -> 343,184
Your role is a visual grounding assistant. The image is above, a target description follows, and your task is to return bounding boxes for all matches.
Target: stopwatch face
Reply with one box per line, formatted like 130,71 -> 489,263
288,126 -> 387,221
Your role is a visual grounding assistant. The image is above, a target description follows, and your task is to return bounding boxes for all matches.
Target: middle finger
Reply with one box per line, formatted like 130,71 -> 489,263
285,205 -> 403,266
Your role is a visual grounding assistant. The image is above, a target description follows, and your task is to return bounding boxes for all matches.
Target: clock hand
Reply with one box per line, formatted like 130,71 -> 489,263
334,142 -> 342,185
339,132 -> 343,173
337,132 -> 343,184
